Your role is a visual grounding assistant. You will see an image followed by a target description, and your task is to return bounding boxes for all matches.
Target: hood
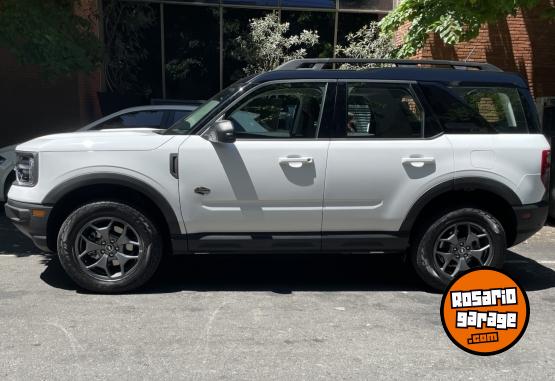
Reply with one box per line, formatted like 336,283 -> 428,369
16,130 -> 175,152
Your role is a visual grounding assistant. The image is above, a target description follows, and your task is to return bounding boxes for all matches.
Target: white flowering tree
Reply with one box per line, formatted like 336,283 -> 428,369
235,13 -> 319,75
335,21 -> 396,67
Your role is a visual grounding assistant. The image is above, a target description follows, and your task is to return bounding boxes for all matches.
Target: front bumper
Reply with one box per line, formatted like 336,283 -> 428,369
4,200 -> 52,252
512,201 -> 549,246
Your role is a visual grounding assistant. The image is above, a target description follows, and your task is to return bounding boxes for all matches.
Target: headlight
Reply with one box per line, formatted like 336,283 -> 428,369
15,152 -> 38,187
0,155 -> 5,166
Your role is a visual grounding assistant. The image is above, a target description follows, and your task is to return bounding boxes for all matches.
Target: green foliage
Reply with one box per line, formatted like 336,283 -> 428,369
235,12 -> 319,75
335,21 -> 396,66
0,0 -> 102,78
380,0 -> 545,57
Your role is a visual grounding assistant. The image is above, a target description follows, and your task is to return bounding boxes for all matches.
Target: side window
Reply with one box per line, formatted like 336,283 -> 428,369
344,83 -> 423,138
450,87 -> 528,133
171,110 -> 192,125
421,84 -> 529,134
93,110 -> 165,130
226,83 -> 327,139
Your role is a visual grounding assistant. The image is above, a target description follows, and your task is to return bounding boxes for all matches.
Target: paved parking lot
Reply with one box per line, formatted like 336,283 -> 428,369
1,207 -> 554,380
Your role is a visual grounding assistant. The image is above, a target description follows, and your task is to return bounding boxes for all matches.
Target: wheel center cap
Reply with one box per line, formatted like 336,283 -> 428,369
105,244 -> 114,252
460,247 -> 466,254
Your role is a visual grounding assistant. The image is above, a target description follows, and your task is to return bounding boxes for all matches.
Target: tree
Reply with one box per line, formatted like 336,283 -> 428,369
0,0 -> 101,78
335,21 -> 396,66
380,0 -> 545,58
235,12 -> 319,75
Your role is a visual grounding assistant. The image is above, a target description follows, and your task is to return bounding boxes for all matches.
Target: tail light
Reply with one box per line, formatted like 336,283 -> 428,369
541,149 -> 551,189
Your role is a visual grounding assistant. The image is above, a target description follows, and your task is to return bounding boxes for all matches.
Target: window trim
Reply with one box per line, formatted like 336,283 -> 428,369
332,80 -> 428,141
198,79 -> 337,141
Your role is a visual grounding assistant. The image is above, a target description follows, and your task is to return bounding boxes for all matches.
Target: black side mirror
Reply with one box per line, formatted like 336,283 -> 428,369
207,120 -> 236,143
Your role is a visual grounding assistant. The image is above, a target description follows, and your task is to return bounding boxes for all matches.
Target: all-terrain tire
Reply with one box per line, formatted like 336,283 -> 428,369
411,208 -> 506,291
57,201 -> 163,293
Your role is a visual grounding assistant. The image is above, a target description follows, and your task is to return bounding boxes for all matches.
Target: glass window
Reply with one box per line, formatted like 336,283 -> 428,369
343,83 -> 423,138
171,110 -> 193,124
421,84 -> 529,134
339,0 -> 393,11
281,0 -> 336,8
223,0 -> 279,5
164,5 -> 220,100
167,84 -> 245,135
337,12 -> 379,46
102,1 -> 163,99
223,8 -> 271,87
281,11 -> 335,58
94,111 -> 165,130
227,83 -> 327,139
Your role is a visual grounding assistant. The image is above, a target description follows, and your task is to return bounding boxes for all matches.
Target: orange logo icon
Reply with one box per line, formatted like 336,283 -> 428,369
440,268 -> 529,355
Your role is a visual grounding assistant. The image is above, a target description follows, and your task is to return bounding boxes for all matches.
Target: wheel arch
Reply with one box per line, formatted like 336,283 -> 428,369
401,177 -> 521,247
44,173 -> 182,253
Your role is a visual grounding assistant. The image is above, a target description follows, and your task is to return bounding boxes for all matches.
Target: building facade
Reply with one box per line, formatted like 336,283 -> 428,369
100,0 -> 394,102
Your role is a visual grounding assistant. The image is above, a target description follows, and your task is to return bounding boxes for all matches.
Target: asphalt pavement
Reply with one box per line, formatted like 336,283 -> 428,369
1,207 -> 554,380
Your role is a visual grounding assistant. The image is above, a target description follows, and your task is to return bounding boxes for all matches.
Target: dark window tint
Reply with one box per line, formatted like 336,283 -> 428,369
421,84 -> 529,134
342,83 -> 422,138
339,0 -> 393,11
281,0 -> 335,8
94,111 -> 165,130
171,110 -> 193,124
227,83 -> 327,139
165,5 -> 219,100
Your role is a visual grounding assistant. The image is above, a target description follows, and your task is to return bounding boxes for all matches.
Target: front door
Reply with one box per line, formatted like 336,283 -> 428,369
179,81 -> 335,252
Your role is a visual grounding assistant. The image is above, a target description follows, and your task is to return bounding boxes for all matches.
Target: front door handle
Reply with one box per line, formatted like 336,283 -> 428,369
401,156 -> 435,168
279,156 -> 313,168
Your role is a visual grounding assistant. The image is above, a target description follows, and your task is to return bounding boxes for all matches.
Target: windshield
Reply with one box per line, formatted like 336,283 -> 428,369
165,84 -> 245,135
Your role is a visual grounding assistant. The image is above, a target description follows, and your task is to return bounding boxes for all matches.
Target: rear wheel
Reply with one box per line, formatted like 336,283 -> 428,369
411,208 -> 506,291
57,201 -> 163,293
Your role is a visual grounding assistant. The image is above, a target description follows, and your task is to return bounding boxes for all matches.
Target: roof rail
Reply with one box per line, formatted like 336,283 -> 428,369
276,58 -> 503,72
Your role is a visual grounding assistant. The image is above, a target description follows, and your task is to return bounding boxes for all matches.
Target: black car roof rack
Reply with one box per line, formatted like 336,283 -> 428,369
276,58 -> 503,72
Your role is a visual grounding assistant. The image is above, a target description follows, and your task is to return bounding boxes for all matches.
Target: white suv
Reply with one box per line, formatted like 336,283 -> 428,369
5,59 -> 551,293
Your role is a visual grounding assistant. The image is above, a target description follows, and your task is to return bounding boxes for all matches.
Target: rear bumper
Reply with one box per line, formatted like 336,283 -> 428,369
512,201 -> 549,246
4,200 -> 52,252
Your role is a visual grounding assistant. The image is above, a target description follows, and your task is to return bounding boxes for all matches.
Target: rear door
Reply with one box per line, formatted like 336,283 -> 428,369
322,81 -> 454,251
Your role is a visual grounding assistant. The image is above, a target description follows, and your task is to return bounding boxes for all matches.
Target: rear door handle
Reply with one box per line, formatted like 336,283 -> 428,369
279,156 -> 313,168
401,157 -> 435,167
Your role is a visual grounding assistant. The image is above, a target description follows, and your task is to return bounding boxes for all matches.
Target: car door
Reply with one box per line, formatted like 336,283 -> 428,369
178,81 -> 335,252
322,81 -> 454,251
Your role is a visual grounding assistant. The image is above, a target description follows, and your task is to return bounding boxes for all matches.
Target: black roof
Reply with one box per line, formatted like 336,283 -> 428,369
250,64 -> 528,89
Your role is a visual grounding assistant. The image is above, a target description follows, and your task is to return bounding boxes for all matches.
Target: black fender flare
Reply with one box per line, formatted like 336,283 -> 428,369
399,177 -> 521,233
43,173 -> 182,235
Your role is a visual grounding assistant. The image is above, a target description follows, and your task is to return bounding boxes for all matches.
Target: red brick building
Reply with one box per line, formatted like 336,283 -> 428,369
400,0 -> 555,120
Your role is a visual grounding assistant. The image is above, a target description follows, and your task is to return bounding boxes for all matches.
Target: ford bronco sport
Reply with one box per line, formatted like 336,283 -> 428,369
5,59 -> 550,293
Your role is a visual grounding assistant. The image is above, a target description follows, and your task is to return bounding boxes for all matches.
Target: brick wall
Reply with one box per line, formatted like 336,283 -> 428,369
0,0 -> 102,147
400,0 -> 555,99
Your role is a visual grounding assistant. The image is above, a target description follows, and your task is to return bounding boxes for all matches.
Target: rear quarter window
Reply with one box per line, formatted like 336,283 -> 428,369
421,84 -> 530,134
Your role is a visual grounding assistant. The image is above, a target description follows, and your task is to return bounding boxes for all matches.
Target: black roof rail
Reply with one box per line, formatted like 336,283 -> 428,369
276,58 -> 503,72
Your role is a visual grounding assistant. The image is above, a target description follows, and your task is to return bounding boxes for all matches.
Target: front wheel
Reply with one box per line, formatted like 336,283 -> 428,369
57,201 -> 163,293
411,208 -> 506,291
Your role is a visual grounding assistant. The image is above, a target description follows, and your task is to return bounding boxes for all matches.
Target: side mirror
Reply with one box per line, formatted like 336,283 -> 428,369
207,120 -> 236,144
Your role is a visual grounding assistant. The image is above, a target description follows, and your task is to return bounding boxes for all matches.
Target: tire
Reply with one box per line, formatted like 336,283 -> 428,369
4,173 -> 14,201
57,201 -> 163,293
411,208 -> 506,291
